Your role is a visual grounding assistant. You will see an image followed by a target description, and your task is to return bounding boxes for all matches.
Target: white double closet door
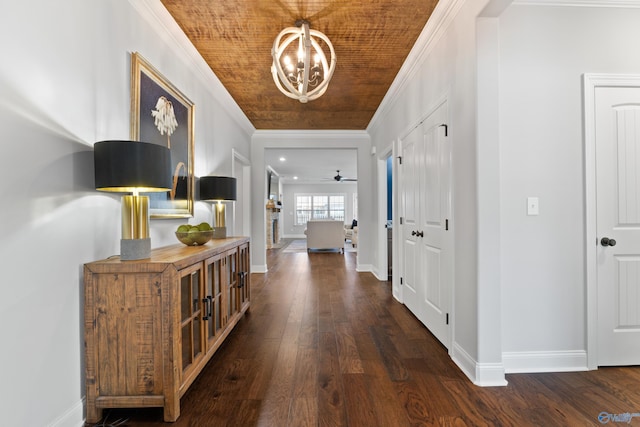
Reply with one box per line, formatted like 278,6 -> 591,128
400,101 -> 452,348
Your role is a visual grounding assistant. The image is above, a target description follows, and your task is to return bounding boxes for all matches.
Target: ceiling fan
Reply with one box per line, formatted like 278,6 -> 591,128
332,170 -> 357,182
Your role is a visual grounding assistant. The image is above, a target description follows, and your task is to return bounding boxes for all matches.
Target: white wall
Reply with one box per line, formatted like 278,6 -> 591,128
368,0 -> 492,380
499,4 -> 640,370
281,182 -> 358,237
0,1 -> 252,425
370,0 -> 640,379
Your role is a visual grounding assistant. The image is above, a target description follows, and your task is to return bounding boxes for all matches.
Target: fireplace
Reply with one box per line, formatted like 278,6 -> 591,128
272,219 -> 279,244
266,205 -> 281,249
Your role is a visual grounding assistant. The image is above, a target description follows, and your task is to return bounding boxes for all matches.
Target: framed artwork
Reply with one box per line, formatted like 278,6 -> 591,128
130,52 -> 195,218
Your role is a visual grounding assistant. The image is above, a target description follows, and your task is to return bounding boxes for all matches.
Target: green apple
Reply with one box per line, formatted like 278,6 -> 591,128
177,224 -> 190,233
198,222 -> 212,231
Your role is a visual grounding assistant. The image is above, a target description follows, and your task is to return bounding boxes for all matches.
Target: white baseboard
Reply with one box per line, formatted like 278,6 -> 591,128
451,342 -> 477,381
372,269 -> 388,281
451,342 -> 508,387
503,350 -> 588,373
48,397 -> 84,427
475,362 -> 509,386
251,264 -> 268,273
392,284 -> 402,302
356,263 -> 373,272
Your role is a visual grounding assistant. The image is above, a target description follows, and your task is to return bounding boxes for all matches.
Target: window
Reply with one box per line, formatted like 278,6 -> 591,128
295,194 -> 345,225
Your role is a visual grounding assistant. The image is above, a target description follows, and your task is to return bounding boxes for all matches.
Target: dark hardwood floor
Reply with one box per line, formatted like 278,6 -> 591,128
92,240 -> 640,426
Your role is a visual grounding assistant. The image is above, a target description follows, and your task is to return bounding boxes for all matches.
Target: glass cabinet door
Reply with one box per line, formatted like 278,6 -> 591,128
179,264 -> 204,377
238,243 -> 250,310
225,249 -> 239,320
204,254 -> 225,349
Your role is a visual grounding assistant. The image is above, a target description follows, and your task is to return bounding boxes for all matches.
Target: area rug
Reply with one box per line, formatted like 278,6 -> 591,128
282,239 -> 356,253
269,240 -> 288,249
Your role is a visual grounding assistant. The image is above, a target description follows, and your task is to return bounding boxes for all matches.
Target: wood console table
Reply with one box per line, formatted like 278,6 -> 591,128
84,237 -> 250,422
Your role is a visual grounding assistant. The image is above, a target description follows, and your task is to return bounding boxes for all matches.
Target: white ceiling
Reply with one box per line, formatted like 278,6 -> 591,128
264,148 -> 357,184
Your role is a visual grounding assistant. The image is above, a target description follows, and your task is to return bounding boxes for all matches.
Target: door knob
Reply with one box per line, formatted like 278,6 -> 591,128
416,231 -> 424,238
411,230 -> 417,236
601,237 -> 617,247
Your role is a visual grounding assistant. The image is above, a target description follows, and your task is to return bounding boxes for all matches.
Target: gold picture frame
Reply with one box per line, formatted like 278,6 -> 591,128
130,52 -> 195,218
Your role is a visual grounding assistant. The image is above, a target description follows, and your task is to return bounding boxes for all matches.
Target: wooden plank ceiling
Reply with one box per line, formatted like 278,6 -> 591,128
161,0 -> 439,130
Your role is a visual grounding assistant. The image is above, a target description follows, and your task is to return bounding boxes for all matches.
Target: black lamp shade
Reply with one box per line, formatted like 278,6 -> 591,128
94,140 -> 172,192
199,176 -> 237,201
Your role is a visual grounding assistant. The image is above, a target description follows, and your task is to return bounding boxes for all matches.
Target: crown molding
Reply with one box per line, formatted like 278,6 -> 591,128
131,0 -> 255,136
253,129 -> 370,141
513,0 -> 640,7
367,0 -> 465,134
252,129 -> 370,150
367,0 -> 640,134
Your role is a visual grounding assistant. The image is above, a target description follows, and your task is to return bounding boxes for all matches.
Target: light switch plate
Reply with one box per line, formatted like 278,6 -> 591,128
527,197 -> 539,216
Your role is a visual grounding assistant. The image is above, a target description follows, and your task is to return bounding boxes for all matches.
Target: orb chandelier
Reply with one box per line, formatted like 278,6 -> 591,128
271,19 -> 336,103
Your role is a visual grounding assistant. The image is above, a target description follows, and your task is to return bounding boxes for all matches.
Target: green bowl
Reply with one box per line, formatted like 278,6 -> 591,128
175,230 -> 213,246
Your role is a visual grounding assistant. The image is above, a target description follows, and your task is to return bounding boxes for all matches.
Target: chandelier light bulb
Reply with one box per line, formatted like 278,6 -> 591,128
271,20 -> 336,103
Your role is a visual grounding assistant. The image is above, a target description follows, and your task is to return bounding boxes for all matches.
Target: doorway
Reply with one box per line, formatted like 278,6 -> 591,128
264,148 -> 358,239
386,154 -> 393,281
232,149 -> 251,236
376,148 -> 394,283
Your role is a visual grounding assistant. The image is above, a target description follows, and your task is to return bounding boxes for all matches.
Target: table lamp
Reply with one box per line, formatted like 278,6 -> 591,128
94,140 -> 172,260
199,176 -> 237,238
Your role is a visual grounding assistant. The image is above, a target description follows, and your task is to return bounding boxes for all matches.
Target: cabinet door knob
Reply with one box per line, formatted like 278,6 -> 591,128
237,271 -> 245,288
202,297 -> 213,319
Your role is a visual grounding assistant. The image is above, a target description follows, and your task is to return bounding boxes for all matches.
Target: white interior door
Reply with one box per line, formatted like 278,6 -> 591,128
399,102 -> 451,348
595,85 -> 640,366
400,124 -> 421,317
419,111 -> 450,346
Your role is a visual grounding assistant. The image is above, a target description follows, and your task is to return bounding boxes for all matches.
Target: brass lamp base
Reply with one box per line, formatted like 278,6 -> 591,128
121,238 -> 151,260
120,195 -> 151,260
212,202 -> 227,238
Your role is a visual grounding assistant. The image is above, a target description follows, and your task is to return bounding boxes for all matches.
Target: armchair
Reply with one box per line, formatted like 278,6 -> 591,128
344,219 -> 358,247
304,220 -> 345,253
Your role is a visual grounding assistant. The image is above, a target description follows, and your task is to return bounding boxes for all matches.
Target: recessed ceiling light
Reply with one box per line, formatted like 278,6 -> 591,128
293,176 -> 298,180
279,157 -> 286,162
